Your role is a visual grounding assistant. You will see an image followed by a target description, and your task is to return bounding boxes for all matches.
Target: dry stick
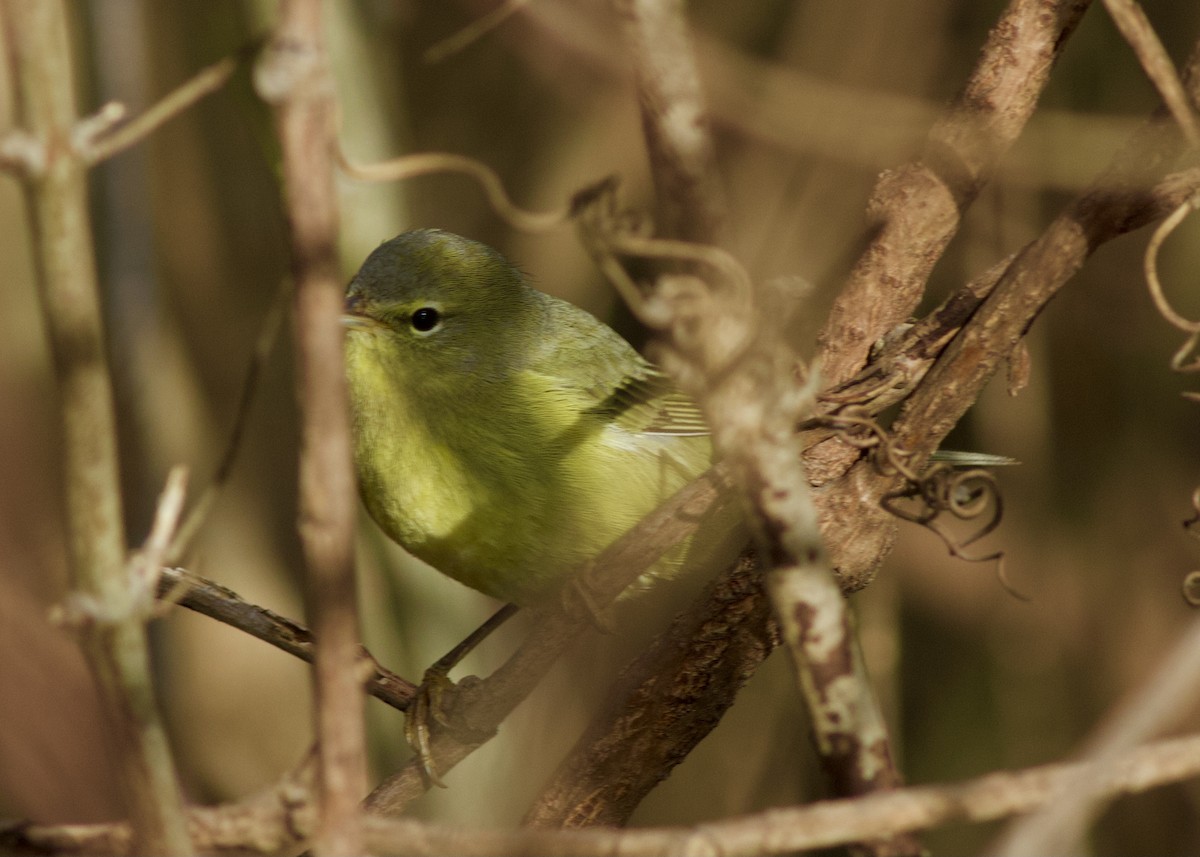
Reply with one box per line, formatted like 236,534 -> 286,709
814,0 -> 1090,395
156,567 -> 418,710
374,731 -> 1200,855
613,0 -> 726,243
992,615 -> 1200,855
0,2 -> 192,853
83,51 -> 243,166
253,4 -> 366,855
1101,0 -> 1200,147
9,732 -> 1200,856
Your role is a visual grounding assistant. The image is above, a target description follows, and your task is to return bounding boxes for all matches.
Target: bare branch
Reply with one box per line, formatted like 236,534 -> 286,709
1101,0 -> 1200,146
8,733 -> 1200,856
254,3 -> 365,853
994,615 -> 1200,854
0,1 -> 191,851
816,0 -> 1091,394
523,550 -> 776,828
156,567 -> 418,711
614,0 -> 725,242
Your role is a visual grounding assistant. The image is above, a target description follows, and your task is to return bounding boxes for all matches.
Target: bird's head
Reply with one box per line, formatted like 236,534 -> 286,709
343,229 -> 543,382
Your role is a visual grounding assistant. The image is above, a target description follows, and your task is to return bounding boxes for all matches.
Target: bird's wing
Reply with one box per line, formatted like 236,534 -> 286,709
587,366 -> 709,436
532,295 -> 709,437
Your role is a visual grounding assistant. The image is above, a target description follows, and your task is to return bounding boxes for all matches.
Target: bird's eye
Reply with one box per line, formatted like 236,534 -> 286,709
410,307 -> 441,333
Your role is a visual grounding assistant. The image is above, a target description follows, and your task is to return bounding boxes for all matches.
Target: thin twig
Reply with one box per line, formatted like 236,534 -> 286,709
1101,0 -> 1200,147
337,149 -> 569,232
8,732 -> 1200,856
156,567 -> 418,711
168,287 -> 287,565
130,467 -> 188,606
254,4 -> 365,854
0,1 -> 192,852
423,0 -> 532,64
613,0 -> 725,243
81,52 -> 241,165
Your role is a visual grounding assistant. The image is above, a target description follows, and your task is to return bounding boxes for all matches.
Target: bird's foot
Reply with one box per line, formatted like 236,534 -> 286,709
404,664 -> 456,788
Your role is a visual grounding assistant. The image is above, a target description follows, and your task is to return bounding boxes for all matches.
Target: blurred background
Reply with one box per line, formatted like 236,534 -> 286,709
2,1 -> 1200,854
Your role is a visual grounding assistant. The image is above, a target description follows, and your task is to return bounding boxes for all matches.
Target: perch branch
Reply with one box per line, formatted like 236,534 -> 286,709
363,467 -> 731,814
156,567 -> 418,710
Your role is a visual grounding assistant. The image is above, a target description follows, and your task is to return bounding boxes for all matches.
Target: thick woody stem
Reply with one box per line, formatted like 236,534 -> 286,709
0,2 -> 191,852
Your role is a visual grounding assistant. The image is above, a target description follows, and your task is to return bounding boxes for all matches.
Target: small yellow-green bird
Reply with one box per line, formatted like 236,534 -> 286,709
341,229 -> 724,606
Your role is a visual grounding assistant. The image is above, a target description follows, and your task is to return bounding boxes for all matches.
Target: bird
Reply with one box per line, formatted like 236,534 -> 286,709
341,229 -> 727,608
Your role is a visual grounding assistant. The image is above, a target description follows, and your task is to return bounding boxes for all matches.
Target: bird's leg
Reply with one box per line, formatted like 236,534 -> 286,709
405,601 -> 519,787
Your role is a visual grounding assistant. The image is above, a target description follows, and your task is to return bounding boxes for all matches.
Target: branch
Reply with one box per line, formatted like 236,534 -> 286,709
815,0 -> 1091,396
254,4 -> 365,854
888,57 -> 1200,468
523,550 -> 776,828
8,733 -> 1200,856
810,35 -> 1200,594
0,2 -> 191,852
614,0 -> 726,242
994,615 -> 1200,853
1101,0 -> 1200,146
82,51 -> 242,166
156,568 -> 418,711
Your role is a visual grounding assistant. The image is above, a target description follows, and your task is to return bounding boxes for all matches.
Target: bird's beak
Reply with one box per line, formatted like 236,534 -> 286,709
341,293 -> 382,330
